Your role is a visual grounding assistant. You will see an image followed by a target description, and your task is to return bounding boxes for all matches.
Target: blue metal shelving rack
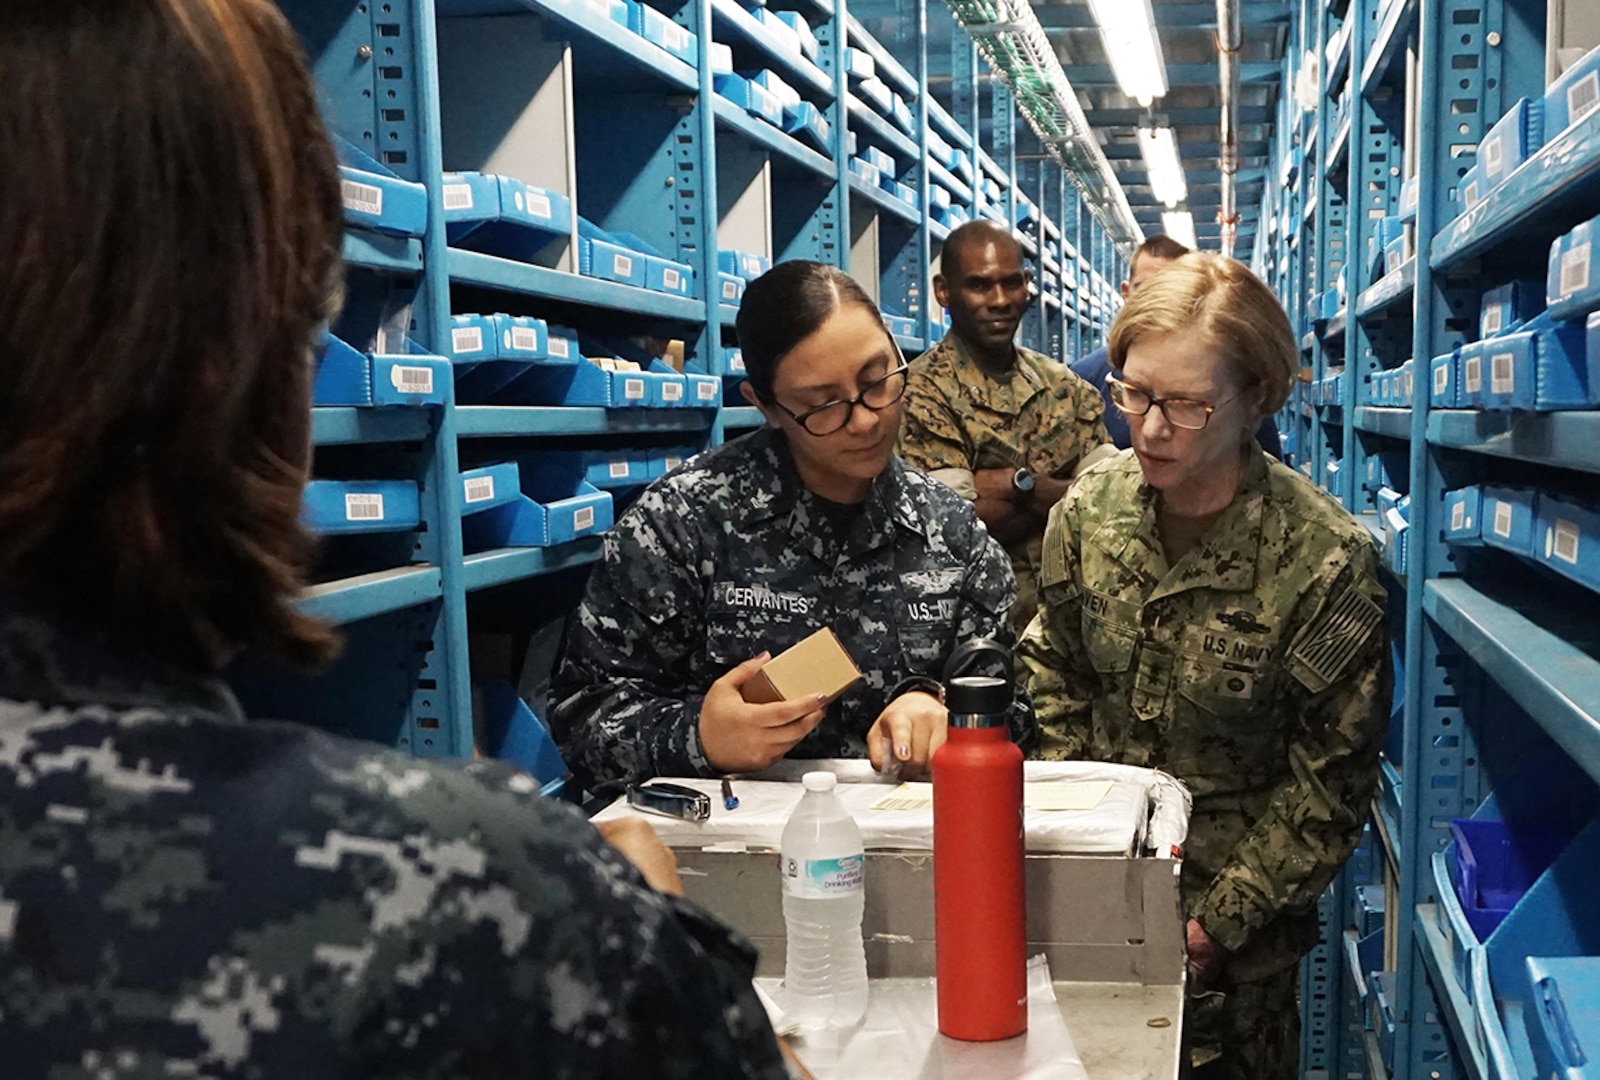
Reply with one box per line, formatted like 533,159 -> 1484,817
1273,1 -> 1600,1078
266,0 -> 1124,764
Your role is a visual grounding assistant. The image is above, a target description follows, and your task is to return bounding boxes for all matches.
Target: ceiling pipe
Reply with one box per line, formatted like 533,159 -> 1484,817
1215,0 -> 1242,256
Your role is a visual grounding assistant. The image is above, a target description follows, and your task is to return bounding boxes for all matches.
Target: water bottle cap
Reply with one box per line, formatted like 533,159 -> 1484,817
946,675 -> 1010,719
802,771 -> 837,793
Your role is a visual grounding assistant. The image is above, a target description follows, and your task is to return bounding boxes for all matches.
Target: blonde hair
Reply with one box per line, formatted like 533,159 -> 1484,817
1108,252 -> 1296,416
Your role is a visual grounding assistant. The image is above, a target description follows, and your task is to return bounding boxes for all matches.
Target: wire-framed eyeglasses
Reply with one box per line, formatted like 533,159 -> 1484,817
769,350 -> 912,436
1105,375 -> 1244,431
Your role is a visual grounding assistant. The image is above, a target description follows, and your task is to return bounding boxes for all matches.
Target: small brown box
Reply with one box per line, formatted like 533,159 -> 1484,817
740,627 -> 862,706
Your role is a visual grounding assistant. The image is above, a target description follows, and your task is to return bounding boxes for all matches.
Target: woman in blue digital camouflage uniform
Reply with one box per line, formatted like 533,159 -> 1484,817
1019,253 -> 1391,1080
553,262 -> 1032,791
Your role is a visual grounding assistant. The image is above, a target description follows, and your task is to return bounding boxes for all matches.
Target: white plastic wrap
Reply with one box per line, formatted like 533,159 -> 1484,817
592,760 -> 1190,857
756,955 -> 1089,1080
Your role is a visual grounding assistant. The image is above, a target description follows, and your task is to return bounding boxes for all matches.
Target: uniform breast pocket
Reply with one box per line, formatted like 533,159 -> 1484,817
1081,614 -> 1138,674
704,582 -> 820,668
1176,657 -> 1279,724
898,593 -> 960,667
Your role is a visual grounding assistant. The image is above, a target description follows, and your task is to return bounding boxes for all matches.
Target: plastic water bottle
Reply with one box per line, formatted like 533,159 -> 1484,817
780,771 -> 869,1031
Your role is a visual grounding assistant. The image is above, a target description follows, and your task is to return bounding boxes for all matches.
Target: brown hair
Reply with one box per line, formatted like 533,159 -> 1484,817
1108,252 -> 1296,416
0,0 -> 344,669
1132,234 -> 1192,267
737,262 -> 885,400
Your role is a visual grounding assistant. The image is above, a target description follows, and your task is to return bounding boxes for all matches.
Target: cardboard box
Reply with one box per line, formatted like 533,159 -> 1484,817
740,627 -> 862,705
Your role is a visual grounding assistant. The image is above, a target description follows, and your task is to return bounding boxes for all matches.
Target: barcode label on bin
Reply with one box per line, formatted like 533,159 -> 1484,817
1451,501 -> 1466,532
527,192 -> 553,220
613,254 -> 634,278
722,280 -> 739,300
1387,248 -> 1403,273
341,180 -> 384,217
729,353 -> 746,372
697,380 -> 718,400
665,456 -> 682,471
548,337 -> 571,359
391,366 -> 434,395
1482,305 -> 1503,335
1493,500 -> 1513,538
1570,72 -> 1600,125
663,382 -> 684,401
624,377 -> 646,400
345,494 -> 385,522
663,268 -> 681,290
452,326 -> 483,354
1555,520 -> 1581,564
1434,363 -> 1449,395
608,461 -> 631,479
573,507 -> 596,532
463,476 -> 496,504
442,184 -> 474,211
1483,135 -> 1502,175
1464,356 -> 1482,394
1490,353 -> 1514,394
511,326 -> 540,352
1561,244 -> 1591,297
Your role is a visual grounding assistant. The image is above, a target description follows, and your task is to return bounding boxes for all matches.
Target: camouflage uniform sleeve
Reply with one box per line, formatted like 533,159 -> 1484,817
895,367 -> 975,475
1190,550 -> 1392,954
550,484 -> 713,790
1017,493 -> 1098,759
952,515 -> 1037,749
1068,373 -> 1112,458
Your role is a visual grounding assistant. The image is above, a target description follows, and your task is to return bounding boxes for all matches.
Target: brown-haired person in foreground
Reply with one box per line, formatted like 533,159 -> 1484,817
0,2 -> 786,1076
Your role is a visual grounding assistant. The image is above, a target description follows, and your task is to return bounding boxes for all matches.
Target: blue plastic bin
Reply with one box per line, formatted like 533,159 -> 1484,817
1450,818 -> 1571,941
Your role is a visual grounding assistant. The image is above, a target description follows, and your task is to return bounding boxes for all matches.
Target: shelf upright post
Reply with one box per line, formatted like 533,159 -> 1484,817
825,0 -> 853,273
1340,0 -> 1382,513
409,0 -> 473,758
914,0 -> 933,345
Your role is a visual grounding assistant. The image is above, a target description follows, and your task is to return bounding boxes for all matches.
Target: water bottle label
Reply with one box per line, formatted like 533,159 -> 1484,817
782,854 -> 864,898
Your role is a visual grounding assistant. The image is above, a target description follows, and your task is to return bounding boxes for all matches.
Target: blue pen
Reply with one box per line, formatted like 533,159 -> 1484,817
721,777 -> 739,811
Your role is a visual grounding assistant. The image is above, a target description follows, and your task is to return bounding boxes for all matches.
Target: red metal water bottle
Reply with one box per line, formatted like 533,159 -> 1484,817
932,639 -> 1027,1041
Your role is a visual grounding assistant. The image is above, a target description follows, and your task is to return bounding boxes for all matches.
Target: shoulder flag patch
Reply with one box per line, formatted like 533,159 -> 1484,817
1290,585 -> 1384,693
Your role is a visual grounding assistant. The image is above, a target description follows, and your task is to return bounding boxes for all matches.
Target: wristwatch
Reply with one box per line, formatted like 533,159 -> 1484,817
1011,467 -> 1036,494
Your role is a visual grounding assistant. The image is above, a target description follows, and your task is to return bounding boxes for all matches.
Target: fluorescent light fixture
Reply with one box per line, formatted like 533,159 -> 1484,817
1162,210 -> 1199,249
1138,126 -> 1188,208
1086,0 -> 1168,107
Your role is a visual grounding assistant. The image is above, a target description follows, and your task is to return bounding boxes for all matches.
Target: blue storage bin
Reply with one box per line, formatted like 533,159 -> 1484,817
1458,340 -> 1489,407
684,367 -> 721,407
461,472 -> 614,549
1355,883 -> 1386,937
890,93 -> 914,135
520,449 -> 651,490
1369,970 -> 1399,1063
863,146 -> 895,175
1479,97 -> 1545,189
749,69 -> 800,111
1481,279 -> 1547,338
1383,236 -> 1406,278
648,446 -> 695,479
773,11 -> 818,61
1451,818 -> 1571,940
1480,329 -> 1537,412
1535,494 -> 1600,595
1543,42 -> 1600,138
1535,318 -> 1593,409
1548,214 -> 1600,321
714,72 -> 784,126
442,172 -> 572,260
854,76 -> 893,115
544,324 -> 580,364
302,480 -> 421,535
475,678 -> 569,798
494,356 -> 646,408
717,271 -> 747,305
718,249 -> 770,280
587,0 -> 631,27
782,100 -> 831,152
450,313 -> 546,361
753,8 -> 801,54
371,354 -> 451,407
460,463 -> 520,515
1431,350 -> 1460,407
1435,848 -> 1485,1011
722,347 -> 746,376
626,2 -> 697,65
1481,487 -> 1538,555
842,46 -> 875,81
1526,956 -> 1600,1080
313,334 -> 375,407
709,40 -> 733,75
848,156 -> 880,187
1476,818 -> 1600,1080
1444,486 -> 1485,545
576,218 -> 649,288
1461,164 -> 1486,212
333,136 -> 428,238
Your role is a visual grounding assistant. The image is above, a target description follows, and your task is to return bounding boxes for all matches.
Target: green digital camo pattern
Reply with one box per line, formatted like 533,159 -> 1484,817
895,334 -> 1110,632
1019,448 -> 1390,978
551,426 -> 1032,792
1187,964 -> 1300,1079
0,601 -> 786,1079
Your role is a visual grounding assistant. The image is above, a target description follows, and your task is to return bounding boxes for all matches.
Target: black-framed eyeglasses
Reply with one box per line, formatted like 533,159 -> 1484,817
1105,375 -> 1244,431
768,348 -> 912,436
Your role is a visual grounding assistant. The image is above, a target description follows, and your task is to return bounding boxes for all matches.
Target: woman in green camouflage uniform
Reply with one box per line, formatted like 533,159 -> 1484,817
1019,253 -> 1391,1080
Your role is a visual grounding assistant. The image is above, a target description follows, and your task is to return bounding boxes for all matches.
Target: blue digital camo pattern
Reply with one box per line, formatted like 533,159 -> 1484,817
550,426 -> 1033,791
1019,448 -> 1391,981
0,601 -> 785,1078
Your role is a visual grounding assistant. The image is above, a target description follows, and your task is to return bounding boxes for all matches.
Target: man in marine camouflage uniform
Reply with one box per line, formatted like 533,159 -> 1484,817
1019,253 -> 1390,1079
551,424 -> 1032,792
897,220 -> 1114,636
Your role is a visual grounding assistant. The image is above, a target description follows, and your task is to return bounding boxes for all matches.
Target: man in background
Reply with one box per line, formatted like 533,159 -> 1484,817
1073,235 -> 1284,458
897,220 -> 1113,634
